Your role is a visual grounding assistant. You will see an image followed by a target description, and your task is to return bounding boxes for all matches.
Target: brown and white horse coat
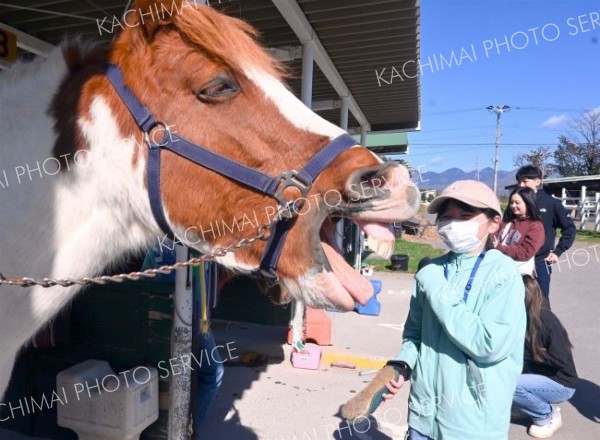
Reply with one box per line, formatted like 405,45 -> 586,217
0,1 -> 419,399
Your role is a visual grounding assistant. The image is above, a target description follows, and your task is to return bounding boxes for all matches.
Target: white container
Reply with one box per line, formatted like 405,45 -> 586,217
57,359 -> 159,440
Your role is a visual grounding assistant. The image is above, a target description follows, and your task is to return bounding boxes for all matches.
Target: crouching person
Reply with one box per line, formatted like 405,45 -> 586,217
342,180 -> 526,440
513,275 -> 578,438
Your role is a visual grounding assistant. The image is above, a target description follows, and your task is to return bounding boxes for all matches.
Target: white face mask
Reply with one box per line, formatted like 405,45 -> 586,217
437,219 -> 487,254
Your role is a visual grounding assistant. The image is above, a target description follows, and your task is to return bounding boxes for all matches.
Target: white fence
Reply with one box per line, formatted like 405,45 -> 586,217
555,186 -> 600,232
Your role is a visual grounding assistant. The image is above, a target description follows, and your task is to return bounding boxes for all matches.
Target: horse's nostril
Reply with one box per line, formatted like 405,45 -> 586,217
345,162 -> 398,201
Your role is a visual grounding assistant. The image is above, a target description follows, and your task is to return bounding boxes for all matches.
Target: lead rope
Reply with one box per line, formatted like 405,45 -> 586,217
0,214 -> 281,289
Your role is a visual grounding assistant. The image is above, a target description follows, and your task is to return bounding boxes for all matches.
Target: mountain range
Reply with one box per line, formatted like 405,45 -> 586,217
417,167 -> 517,195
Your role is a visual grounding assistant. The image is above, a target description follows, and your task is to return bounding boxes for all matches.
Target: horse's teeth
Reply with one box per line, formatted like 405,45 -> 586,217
366,236 -> 394,259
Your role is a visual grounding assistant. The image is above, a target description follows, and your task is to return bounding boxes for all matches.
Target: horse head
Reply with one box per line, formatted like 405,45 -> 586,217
76,0 -> 419,310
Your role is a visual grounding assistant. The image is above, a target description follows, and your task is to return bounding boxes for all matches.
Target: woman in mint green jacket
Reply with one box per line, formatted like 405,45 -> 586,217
392,181 -> 526,439
343,180 -> 526,440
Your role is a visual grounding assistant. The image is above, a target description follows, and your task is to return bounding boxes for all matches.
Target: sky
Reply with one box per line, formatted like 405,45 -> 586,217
405,0 -> 600,173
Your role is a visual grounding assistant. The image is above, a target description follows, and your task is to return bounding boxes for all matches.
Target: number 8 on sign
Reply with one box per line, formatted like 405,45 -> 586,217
0,29 -> 17,63
0,31 -> 7,57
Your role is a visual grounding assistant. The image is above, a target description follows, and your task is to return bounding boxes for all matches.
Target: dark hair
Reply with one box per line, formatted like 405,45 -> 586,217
504,187 -> 542,222
516,165 -> 542,181
523,275 -> 573,363
437,199 -> 498,220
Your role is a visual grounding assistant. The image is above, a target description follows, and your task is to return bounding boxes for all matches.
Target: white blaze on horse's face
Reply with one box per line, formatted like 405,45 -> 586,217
238,67 -> 420,309
244,67 -> 346,139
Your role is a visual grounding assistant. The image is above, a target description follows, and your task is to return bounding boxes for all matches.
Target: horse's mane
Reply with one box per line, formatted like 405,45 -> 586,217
173,5 -> 286,79
0,5 -> 283,99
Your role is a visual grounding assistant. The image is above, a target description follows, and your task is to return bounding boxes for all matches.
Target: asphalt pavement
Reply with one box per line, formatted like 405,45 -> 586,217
201,242 -> 600,440
1,243 -> 598,440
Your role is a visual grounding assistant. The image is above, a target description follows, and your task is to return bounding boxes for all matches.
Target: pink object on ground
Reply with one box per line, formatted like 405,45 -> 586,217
292,346 -> 322,370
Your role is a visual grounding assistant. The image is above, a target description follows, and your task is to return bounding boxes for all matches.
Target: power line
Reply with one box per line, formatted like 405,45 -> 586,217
413,125 -> 493,133
501,125 -> 563,132
512,106 -> 581,112
422,106 -> 585,117
421,108 -> 483,116
407,147 -> 491,156
409,143 -> 559,146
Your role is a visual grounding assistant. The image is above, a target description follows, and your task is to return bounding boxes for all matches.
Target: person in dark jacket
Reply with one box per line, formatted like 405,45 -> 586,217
493,187 -> 545,275
513,275 -> 577,438
516,165 -> 576,302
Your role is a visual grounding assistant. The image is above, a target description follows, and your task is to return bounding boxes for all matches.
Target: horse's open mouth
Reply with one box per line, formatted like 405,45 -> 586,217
316,217 -> 395,311
272,164 -> 419,310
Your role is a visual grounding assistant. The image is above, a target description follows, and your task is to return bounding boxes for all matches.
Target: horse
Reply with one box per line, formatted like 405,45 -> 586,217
0,0 -> 420,400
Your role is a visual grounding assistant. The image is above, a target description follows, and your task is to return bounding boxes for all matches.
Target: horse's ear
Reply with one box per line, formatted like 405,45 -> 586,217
130,0 -> 190,38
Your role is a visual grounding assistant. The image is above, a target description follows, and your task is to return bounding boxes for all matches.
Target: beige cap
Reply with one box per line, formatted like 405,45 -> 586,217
427,180 -> 502,217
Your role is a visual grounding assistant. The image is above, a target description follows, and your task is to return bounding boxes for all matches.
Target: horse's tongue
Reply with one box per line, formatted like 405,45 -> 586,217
358,221 -> 395,241
321,241 -> 374,306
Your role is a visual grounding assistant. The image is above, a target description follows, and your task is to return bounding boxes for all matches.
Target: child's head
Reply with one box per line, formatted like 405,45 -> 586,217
505,187 -> 541,222
522,274 -> 572,361
428,180 -> 502,254
522,274 -> 544,314
522,274 -> 546,362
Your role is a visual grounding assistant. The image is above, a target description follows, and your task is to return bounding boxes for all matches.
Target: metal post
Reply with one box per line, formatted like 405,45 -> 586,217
168,4 -> 205,433
580,186 -> 587,230
169,245 -> 193,440
595,193 -> 600,232
340,96 -> 349,130
339,97 -> 357,264
486,105 -> 510,194
360,125 -> 367,146
290,40 -> 315,347
493,112 -> 501,194
355,125 -> 368,270
338,97 -> 349,252
301,42 -> 314,108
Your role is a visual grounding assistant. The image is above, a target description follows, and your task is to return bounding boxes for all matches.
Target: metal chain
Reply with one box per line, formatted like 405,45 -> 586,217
0,215 -> 282,289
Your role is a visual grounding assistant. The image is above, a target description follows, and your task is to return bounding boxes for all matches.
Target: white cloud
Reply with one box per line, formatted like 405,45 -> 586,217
540,114 -> 569,128
429,156 -> 444,165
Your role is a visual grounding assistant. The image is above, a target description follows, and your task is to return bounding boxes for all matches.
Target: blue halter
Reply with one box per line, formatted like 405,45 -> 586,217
106,64 -> 357,284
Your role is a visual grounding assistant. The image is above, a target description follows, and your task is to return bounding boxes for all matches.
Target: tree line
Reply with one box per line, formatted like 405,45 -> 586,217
514,109 -> 600,177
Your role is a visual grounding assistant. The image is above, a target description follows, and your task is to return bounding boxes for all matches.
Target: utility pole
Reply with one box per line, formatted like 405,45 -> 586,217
475,154 -> 480,181
486,105 -> 511,194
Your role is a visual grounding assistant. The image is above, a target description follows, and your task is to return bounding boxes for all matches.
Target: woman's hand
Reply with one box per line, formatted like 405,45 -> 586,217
382,377 -> 405,402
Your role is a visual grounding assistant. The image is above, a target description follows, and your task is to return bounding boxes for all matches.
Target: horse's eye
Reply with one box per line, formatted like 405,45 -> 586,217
196,76 -> 239,102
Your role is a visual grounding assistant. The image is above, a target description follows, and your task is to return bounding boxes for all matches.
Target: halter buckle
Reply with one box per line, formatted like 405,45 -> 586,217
144,121 -> 172,149
258,268 -> 280,286
274,171 -> 311,218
